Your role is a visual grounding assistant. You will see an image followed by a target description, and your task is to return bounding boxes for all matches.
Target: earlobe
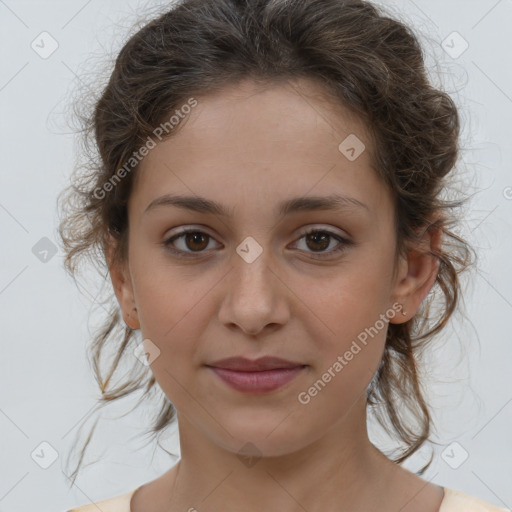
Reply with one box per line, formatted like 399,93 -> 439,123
125,307 -> 140,330
114,268 -> 140,330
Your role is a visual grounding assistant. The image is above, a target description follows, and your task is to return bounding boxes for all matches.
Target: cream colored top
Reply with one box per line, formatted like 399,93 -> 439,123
66,487 -> 511,512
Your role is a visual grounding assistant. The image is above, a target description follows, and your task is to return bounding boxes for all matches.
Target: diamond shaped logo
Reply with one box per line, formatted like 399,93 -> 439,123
236,236 -> 263,264
32,236 -> 58,263
31,441 -> 59,469
441,441 -> 469,469
134,338 -> 161,366
441,31 -> 469,59
237,442 -> 262,468
338,134 -> 365,161
31,31 -> 59,59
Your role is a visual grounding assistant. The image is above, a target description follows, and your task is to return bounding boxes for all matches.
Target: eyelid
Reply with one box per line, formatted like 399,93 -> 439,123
164,224 -> 217,241
294,224 -> 349,239
164,223 -> 348,239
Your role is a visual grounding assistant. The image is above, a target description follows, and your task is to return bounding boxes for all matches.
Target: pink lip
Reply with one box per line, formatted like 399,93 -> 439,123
205,357 -> 307,393
208,366 -> 306,393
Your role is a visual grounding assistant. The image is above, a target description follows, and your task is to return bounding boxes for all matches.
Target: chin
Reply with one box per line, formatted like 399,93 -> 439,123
207,414 -> 316,459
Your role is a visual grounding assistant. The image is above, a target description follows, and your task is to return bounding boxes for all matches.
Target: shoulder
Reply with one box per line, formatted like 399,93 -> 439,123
65,488 -> 138,512
440,488 -> 510,512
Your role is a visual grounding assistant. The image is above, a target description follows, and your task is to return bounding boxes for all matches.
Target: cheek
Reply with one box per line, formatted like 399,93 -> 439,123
132,270 -> 218,401
297,311 -> 388,426
300,265 -> 392,398
132,255 -> 215,340
305,267 -> 392,347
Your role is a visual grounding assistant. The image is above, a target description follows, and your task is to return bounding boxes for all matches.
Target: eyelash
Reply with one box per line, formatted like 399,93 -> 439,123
162,227 -> 352,259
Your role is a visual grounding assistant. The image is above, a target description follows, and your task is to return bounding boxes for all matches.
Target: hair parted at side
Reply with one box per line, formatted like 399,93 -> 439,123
56,0 -> 476,486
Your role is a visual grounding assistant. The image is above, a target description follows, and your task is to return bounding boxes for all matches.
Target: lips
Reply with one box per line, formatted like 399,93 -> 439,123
205,356 -> 307,393
206,356 -> 304,372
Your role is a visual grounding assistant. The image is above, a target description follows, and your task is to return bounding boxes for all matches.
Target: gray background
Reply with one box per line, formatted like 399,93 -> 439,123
1,0 -> 511,510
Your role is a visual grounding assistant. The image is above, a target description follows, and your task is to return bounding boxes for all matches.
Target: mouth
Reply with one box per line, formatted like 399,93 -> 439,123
205,356 -> 307,393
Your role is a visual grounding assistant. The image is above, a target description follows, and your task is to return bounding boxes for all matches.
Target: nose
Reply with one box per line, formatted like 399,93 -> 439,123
217,248 -> 290,337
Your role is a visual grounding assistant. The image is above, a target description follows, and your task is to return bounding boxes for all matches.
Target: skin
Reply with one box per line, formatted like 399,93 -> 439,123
108,77 -> 444,512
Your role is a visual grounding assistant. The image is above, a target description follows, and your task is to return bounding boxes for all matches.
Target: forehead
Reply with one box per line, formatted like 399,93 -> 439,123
130,78 -> 391,223
160,77 -> 371,158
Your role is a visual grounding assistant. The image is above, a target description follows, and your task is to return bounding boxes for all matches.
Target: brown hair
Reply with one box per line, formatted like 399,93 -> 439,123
57,0 -> 475,485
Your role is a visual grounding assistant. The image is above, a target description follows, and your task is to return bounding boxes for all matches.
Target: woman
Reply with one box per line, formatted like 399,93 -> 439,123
57,0 -> 509,510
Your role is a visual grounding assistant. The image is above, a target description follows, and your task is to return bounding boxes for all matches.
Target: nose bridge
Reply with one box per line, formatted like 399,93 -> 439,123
218,235 -> 288,334
231,236 -> 275,298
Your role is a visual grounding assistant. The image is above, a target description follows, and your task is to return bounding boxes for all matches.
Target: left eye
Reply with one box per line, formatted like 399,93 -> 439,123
292,229 -> 350,257
162,227 -> 351,259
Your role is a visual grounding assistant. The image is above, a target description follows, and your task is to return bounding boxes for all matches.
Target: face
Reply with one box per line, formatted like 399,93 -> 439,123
109,78 -> 437,458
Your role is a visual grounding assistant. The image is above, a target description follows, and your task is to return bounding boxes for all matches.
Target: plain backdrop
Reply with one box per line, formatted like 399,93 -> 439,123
1,0 -> 511,511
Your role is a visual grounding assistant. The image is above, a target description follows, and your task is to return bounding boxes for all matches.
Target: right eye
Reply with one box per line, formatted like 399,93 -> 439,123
162,228 -> 221,258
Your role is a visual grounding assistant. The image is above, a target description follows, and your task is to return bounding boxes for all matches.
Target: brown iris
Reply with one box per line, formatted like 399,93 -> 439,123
304,231 -> 330,252
184,232 -> 209,251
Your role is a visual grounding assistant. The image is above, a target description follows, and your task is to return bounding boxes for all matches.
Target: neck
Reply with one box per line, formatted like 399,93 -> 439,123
166,396 -> 399,512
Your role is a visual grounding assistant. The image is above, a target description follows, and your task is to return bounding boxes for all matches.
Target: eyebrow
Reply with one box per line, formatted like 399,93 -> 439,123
144,193 -> 369,217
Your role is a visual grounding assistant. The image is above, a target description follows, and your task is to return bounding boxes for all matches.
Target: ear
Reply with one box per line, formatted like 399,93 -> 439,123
105,233 -> 140,330
389,217 -> 443,324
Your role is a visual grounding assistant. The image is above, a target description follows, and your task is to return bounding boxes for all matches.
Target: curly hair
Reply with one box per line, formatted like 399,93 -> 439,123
56,0 -> 476,486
